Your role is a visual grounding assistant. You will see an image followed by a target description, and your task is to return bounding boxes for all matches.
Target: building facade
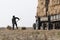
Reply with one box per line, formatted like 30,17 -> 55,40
37,0 -> 60,16
37,0 -> 60,29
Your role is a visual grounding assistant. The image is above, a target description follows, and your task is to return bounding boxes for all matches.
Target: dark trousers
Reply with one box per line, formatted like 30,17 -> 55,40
48,23 -> 53,30
12,23 -> 18,30
34,26 -> 36,30
38,22 -> 41,30
38,26 -> 40,30
38,24 -> 41,30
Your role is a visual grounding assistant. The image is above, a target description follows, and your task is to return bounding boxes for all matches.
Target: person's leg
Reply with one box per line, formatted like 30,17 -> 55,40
43,26 -> 46,30
34,26 -> 36,30
43,23 -> 46,30
38,22 -> 42,30
16,23 -> 18,29
13,24 -> 14,30
38,25 -> 40,30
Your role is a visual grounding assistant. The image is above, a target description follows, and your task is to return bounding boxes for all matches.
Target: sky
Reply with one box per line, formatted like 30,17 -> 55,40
0,0 -> 38,27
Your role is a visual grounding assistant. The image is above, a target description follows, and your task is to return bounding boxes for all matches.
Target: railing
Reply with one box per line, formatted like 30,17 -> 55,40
40,14 -> 60,22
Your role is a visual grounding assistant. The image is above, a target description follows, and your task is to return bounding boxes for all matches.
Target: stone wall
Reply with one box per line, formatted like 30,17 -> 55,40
37,0 -> 60,17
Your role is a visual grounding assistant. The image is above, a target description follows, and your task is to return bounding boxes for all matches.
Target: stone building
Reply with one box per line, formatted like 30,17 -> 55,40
37,0 -> 60,16
37,0 -> 60,29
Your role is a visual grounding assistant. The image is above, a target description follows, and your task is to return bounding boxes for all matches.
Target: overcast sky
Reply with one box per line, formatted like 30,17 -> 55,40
0,0 -> 38,27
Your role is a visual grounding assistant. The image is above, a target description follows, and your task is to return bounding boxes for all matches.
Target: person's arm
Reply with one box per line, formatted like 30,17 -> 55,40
16,17 -> 20,20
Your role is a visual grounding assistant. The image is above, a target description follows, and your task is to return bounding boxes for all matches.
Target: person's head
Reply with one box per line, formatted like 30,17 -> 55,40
13,15 -> 15,18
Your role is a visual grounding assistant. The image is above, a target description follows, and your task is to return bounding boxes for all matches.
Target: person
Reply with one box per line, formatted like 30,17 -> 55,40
35,16 -> 41,30
12,15 -> 20,30
37,16 -> 41,30
43,23 -> 46,30
36,19 -> 38,30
